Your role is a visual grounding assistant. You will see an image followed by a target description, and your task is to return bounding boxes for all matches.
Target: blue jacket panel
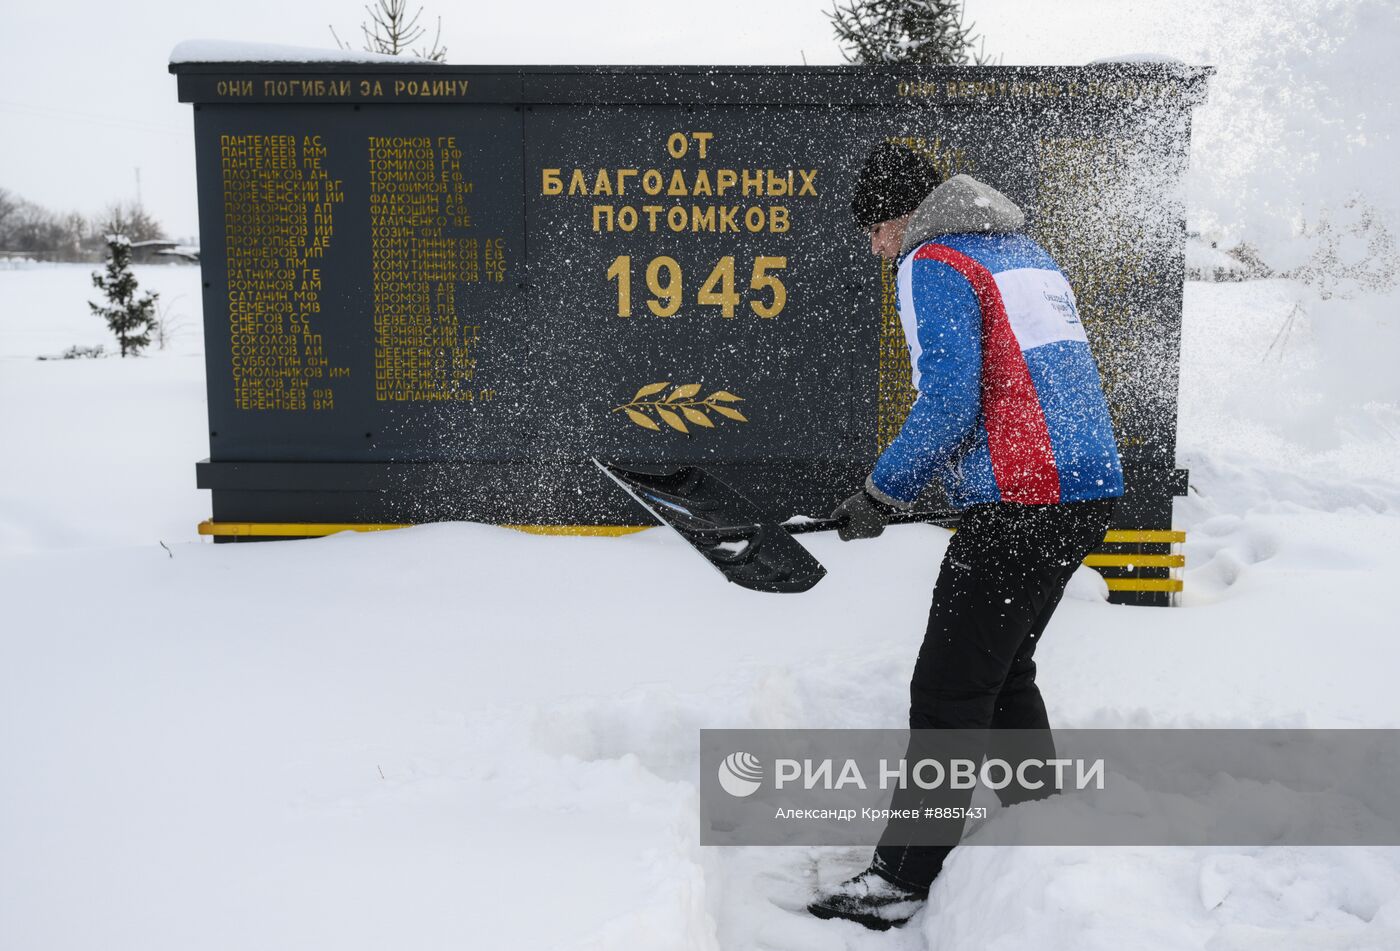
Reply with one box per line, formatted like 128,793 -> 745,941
868,227 -> 1125,510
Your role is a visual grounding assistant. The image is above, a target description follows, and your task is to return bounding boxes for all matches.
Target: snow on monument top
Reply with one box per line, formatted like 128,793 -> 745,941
169,39 -> 442,66
1088,53 -> 1187,65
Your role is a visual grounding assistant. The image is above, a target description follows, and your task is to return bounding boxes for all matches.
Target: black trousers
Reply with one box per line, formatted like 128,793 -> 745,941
872,496 -> 1117,890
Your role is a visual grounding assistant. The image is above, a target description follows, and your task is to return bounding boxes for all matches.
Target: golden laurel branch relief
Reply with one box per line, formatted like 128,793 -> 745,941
612,382 -> 747,434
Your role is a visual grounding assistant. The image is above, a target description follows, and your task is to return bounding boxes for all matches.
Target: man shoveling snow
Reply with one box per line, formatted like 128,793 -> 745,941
811,141 -> 1125,930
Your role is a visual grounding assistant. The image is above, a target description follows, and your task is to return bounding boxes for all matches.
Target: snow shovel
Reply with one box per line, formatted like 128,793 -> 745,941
595,459 -> 960,594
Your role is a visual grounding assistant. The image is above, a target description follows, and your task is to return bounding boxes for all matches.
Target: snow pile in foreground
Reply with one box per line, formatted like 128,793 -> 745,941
3,268 -> 1400,948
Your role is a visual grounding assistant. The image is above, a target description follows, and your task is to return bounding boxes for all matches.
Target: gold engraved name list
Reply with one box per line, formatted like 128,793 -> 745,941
369,135 -> 506,403
221,133 -> 346,411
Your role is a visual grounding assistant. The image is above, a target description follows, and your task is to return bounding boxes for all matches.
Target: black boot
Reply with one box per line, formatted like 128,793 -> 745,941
806,867 -> 925,931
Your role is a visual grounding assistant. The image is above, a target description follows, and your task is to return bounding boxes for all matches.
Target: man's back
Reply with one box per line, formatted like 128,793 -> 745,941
869,175 -> 1125,510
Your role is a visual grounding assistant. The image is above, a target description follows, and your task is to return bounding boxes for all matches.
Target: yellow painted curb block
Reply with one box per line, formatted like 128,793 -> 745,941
1104,577 -> 1184,593
1084,553 -> 1186,568
1104,529 -> 1186,543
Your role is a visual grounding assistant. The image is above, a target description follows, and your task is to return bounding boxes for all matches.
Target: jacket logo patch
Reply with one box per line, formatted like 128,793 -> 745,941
1043,290 -> 1081,325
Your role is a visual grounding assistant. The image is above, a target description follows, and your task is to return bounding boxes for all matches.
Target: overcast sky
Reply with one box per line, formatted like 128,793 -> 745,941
0,1 -> 1206,238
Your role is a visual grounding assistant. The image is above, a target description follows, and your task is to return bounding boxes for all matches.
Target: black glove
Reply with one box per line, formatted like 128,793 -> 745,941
831,488 -> 891,541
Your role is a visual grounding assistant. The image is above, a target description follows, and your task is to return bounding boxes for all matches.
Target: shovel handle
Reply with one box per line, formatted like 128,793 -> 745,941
780,510 -> 961,536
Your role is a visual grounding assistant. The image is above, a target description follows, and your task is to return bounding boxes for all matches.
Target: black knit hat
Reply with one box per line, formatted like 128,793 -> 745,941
850,142 -> 944,231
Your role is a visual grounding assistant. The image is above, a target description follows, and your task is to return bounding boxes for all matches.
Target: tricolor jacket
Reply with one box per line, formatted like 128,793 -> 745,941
867,174 -> 1125,510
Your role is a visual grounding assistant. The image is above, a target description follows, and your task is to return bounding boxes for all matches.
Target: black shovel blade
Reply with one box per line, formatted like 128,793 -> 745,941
595,460 -> 828,594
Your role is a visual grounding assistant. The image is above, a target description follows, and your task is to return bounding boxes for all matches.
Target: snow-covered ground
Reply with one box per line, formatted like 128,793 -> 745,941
3,262 -> 1399,949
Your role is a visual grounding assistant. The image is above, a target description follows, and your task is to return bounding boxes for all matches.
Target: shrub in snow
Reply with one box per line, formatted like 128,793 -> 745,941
1190,0 -> 1398,292
1187,0 -> 1400,405
35,344 -> 106,361
89,234 -> 157,358
61,343 -> 106,360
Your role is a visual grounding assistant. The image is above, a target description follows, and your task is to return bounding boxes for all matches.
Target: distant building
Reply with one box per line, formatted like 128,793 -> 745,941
129,239 -> 200,264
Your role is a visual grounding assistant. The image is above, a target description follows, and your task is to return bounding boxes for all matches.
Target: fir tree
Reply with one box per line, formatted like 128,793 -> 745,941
89,234 -> 157,358
827,0 -> 984,66
330,0 -> 447,62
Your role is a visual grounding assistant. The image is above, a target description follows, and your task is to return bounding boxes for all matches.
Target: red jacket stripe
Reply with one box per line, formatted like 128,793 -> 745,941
912,244 -> 1062,504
